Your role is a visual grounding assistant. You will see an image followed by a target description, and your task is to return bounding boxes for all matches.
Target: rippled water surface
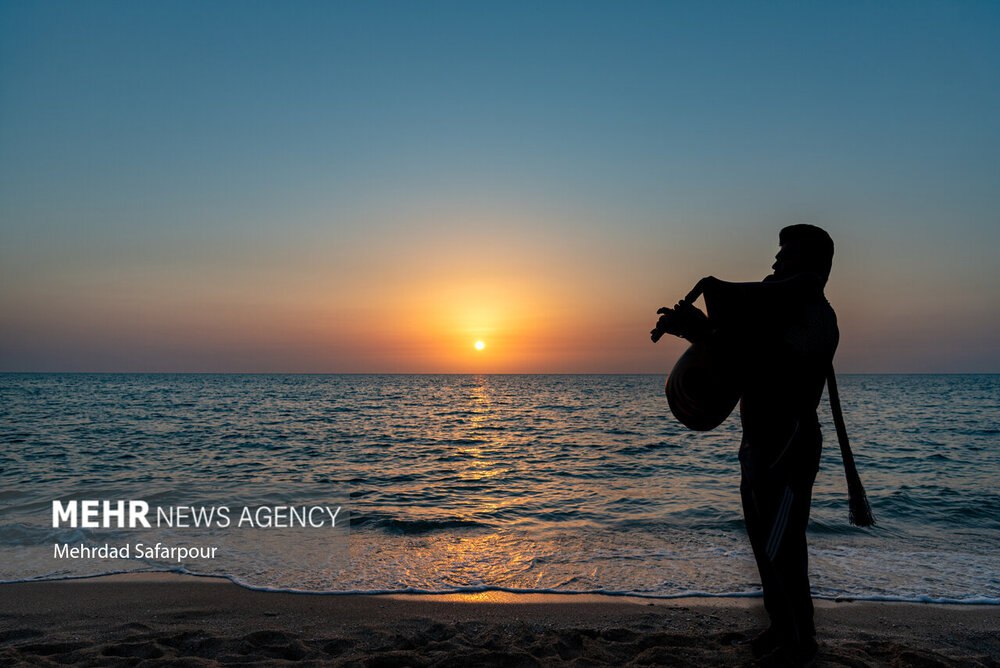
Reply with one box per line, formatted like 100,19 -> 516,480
2,373 -> 998,602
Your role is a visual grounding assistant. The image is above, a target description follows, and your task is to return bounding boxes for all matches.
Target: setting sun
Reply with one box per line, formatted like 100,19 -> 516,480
474,340 -> 486,351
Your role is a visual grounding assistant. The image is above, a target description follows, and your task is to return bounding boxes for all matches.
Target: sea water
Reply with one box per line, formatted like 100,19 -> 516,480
1,373 -> 997,603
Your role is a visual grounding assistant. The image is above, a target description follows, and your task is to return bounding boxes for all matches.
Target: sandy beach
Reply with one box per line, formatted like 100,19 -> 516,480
0,574 -> 996,666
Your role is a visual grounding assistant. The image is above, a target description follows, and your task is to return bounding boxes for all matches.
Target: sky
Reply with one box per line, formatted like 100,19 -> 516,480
1,1 -> 998,373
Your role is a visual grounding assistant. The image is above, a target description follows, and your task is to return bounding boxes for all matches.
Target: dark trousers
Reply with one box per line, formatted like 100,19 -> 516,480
740,424 -> 821,644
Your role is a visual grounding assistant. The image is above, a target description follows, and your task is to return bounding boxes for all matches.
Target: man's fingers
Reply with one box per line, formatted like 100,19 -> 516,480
656,307 -> 671,315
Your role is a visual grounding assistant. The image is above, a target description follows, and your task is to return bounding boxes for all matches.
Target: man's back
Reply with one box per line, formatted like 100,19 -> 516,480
739,292 -> 838,463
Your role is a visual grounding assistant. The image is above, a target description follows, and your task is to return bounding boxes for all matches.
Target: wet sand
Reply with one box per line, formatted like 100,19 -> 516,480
1,574 -> 997,666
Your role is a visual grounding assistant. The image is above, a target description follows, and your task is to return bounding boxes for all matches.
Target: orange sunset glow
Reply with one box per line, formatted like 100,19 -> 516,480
1,3 -> 997,374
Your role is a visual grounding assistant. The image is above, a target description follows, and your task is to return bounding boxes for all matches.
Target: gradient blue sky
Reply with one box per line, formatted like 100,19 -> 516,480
1,1 -> 998,372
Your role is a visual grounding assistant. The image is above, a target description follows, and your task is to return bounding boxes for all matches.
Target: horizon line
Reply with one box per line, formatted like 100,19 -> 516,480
2,371 -> 998,376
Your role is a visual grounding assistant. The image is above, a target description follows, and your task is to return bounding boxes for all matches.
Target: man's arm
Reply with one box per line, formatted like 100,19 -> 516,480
700,272 -> 825,327
651,272 -> 824,343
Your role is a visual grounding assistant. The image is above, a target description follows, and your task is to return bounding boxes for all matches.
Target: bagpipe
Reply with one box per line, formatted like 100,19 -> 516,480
652,277 -> 875,527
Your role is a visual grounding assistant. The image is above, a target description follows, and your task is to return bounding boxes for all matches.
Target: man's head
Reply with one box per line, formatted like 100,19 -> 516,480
772,224 -> 834,284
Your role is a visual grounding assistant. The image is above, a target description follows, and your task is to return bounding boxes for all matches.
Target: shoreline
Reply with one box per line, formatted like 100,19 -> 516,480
7,571 -> 997,606
2,574 -> 998,666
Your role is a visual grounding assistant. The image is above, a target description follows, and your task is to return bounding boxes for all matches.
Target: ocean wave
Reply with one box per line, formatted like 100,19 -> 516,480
4,568 -> 998,606
0,523 -> 128,546
872,486 -> 1000,529
4,374 -> 999,609
349,514 -> 495,534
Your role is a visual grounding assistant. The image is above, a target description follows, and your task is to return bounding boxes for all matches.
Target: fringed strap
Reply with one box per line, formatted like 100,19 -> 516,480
827,367 -> 876,527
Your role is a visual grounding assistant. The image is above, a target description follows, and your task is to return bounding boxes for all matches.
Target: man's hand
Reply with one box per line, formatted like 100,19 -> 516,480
651,301 -> 711,343
651,308 -> 679,342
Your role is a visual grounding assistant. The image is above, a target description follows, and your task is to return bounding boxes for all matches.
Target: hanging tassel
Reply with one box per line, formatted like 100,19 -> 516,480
827,368 -> 876,527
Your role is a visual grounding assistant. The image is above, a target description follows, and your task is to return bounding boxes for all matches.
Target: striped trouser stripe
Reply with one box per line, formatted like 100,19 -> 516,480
766,486 -> 794,562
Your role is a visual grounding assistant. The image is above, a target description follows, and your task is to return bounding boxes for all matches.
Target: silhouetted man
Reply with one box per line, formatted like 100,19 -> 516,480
653,225 -> 838,666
